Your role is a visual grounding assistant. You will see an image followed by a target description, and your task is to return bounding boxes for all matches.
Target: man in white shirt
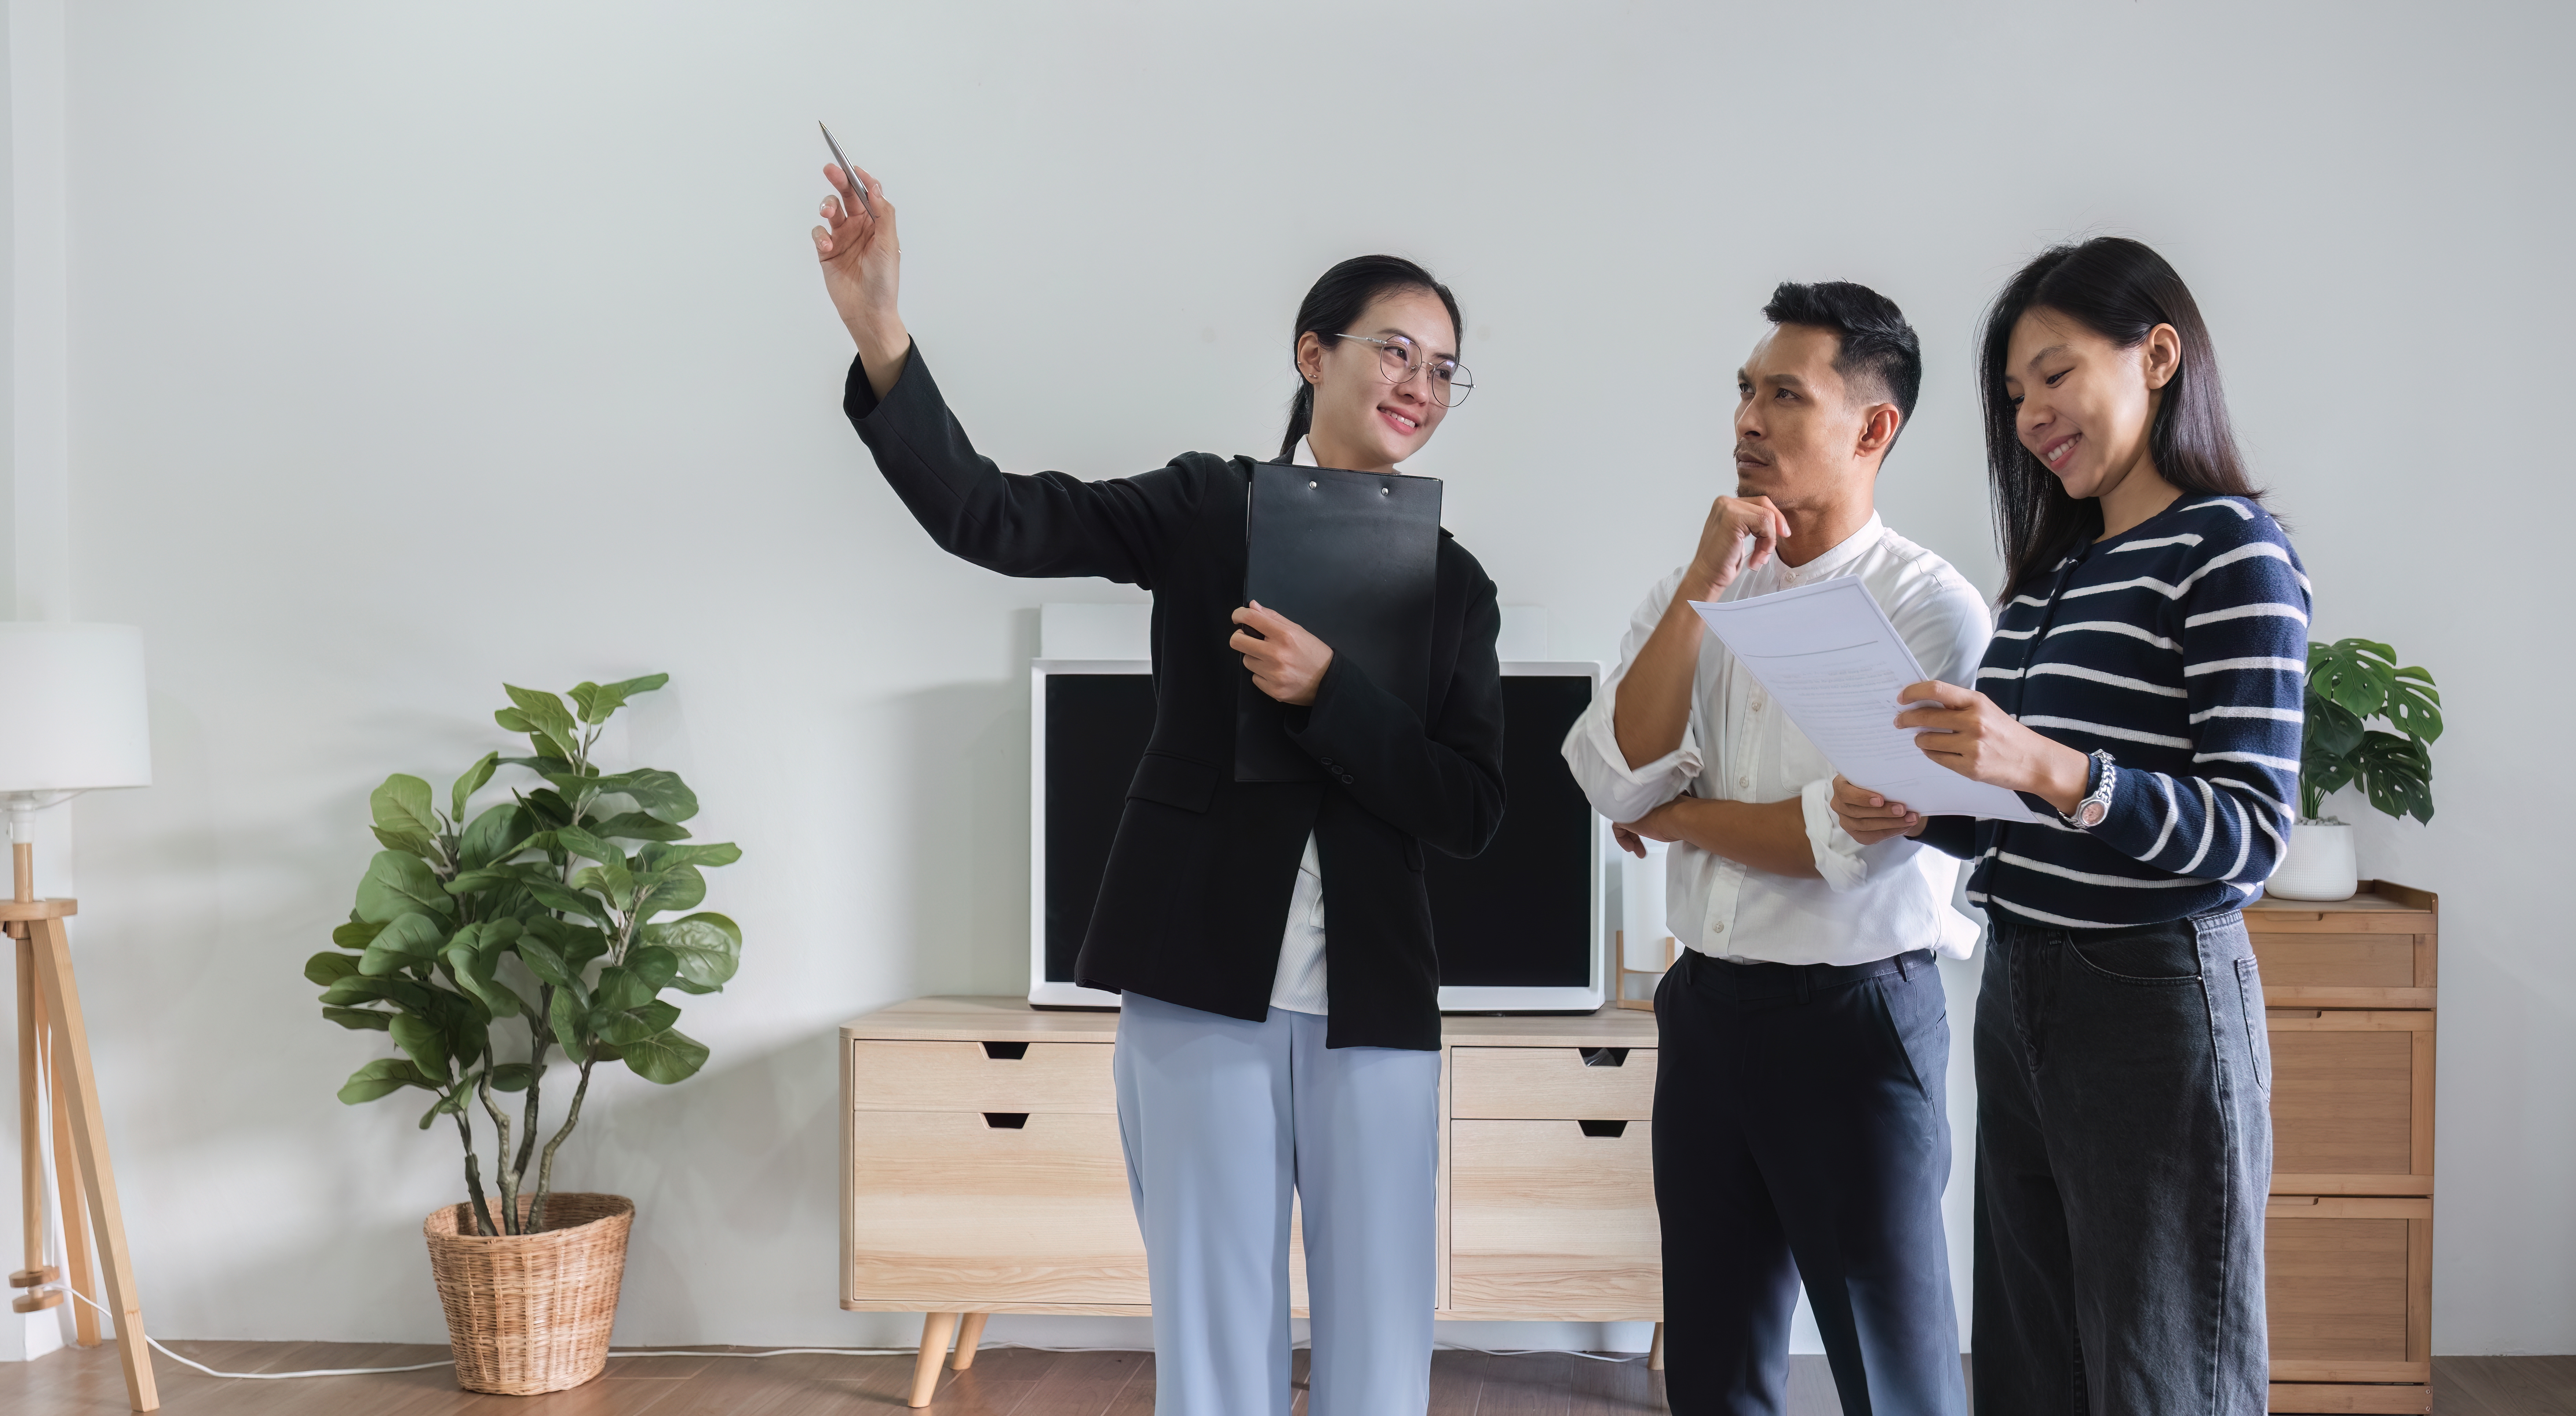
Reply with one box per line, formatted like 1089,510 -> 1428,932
1562,283 -> 1987,1415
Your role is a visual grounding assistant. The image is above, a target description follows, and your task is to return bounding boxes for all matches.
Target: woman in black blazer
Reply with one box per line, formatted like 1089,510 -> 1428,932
813,162 -> 1502,1414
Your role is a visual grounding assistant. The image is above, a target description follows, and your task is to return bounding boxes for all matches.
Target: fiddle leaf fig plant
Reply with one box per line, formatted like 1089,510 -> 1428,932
2301,638 -> 2441,825
307,675 -> 743,1236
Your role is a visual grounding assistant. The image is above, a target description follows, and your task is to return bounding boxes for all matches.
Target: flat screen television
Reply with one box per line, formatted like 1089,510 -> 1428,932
1028,659 -> 1607,1012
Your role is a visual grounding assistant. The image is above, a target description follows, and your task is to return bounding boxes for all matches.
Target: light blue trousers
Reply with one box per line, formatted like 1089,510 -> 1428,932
1112,992 -> 1441,1416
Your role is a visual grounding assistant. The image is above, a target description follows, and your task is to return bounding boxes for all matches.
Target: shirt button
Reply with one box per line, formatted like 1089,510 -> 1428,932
1738,776 -> 1752,790
1710,922 -> 1725,934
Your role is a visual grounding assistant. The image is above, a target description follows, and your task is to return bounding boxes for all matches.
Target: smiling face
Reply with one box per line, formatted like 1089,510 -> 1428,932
1731,323 -> 1891,511
2003,307 -> 2181,501
1295,287 -> 1455,472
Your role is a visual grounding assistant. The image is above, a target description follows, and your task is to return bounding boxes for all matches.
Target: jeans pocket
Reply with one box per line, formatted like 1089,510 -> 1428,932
2067,925 -> 2203,985
2234,955 -> 2271,1093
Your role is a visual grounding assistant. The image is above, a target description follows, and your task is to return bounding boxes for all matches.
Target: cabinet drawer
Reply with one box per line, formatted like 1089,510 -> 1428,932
2251,933 -> 2435,1008
2268,1012 -> 2432,1195
848,1111 -> 1147,1307
2265,1196 -> 2431,1390
1449,1119 -> 1659,1318
849,1039 -> 1115,1113
1450,1046 -> 1656,1120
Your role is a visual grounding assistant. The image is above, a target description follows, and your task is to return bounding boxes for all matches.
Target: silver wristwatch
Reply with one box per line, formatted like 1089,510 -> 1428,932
2061,750 -> 2117,829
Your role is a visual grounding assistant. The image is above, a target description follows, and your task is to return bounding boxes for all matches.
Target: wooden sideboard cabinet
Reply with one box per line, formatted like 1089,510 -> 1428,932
842,997 -> 1661,1406
2251,881 -> 2437,1416
845,888 -> 2438,1412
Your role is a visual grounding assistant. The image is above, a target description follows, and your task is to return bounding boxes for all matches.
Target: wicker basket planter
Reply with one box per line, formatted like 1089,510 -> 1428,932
423,1192 -> 635,1395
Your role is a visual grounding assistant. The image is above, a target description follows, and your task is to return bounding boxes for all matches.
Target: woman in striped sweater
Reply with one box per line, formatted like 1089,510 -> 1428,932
1833,237 -> 2305,1414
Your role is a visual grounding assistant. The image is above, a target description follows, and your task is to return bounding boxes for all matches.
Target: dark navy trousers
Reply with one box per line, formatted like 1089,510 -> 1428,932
1654,948 -> 1967,1416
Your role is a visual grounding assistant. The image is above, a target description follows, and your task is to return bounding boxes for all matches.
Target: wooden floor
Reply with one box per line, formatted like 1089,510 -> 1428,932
3,1341 -> 2570,1415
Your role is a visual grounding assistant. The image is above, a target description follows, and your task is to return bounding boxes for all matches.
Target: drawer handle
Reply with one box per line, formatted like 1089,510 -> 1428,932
982,1113 -> 1030,1129
981,1041 -> 1031,1060
1577,1119 -> 1629,1138
1579,1048 -> 1630,1068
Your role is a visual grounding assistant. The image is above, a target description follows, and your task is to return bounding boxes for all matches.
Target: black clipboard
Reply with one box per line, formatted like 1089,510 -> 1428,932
1235,461 -> 1443,782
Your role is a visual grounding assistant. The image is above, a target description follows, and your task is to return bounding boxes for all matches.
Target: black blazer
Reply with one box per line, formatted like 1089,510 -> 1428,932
845,347 -> 1506,1049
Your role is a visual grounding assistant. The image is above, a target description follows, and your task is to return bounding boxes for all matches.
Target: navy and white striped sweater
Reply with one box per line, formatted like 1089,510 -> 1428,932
1919,495 -> 2310,930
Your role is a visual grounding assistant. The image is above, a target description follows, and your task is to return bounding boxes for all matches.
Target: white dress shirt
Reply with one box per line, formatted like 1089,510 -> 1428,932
1561,514 -> 1991,967
1268,437 -> 1333,1014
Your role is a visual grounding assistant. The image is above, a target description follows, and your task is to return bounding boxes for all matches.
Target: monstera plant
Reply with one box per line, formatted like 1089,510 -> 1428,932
2301,637 -> 2441,824
305,675 -> 742,1237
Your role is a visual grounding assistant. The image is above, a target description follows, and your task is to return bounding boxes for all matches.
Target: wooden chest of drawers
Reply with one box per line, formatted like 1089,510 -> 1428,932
845,886 -> 2437,1410
2252,882 -> 2438,1415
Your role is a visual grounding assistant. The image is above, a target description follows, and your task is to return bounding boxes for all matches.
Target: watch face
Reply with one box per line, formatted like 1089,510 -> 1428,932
2078,800 -> 2108,828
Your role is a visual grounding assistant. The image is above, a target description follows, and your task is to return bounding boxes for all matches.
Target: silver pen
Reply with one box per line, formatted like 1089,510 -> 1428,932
817,121 -> 873,216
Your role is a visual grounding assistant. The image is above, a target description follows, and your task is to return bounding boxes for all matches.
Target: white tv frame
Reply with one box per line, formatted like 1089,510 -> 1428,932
1028,657 -> 1608,1013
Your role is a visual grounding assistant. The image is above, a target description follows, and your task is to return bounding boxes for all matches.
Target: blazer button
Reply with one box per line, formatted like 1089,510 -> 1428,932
1339,773 -> 1354,784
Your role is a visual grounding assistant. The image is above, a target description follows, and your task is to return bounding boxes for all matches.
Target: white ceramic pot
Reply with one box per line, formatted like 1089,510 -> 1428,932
2268,820 -> 2359,901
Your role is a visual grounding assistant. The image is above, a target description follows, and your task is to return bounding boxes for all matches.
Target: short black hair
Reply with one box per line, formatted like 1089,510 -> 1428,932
1761,280 -> 1923,443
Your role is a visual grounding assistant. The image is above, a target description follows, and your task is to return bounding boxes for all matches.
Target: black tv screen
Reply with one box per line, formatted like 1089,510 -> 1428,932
1041,671 -> 1598,995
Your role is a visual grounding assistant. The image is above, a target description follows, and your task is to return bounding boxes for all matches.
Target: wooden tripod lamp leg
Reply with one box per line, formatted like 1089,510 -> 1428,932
48,1000 -> 101,1346
10,934 -> 63,1316
28,919 -> 156,1411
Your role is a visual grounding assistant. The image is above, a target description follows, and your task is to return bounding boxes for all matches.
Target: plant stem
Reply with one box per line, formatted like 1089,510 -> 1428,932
476,1061 -> 520,1234
514,1021 -> 551,1185
453,1108 -> 496,1237
527,1056 -> 595,1235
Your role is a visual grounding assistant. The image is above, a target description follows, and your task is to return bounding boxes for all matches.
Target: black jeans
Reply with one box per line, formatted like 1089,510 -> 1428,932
1973,911 -> 2273,1415
1654,948 -> 1966,1416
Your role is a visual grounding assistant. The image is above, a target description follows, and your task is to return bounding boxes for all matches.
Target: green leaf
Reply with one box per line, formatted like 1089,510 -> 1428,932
590,769 -> 698,824
597,999 -> 680,1047
633,864 -> 705,916
331,919 -> 387,953
322,1006 -> 393,1031
371,825 -> 441,857
556,827 -> 624,869
645,913 -> 741,994
457,802 -> 530,872
570,861 -> 637,912
548,986 -> 590,1056
452,751 -> 501,822
370,774 -> 444,842
628,943 -> 680,991
443,926 -> 528,1019
525,916 -> 611,974
318,974 -> 437,1011
2305,694 -> 2367,757
359,912 -> 449,977
355,850 -> 454,924
589,811 -> 691,843
592,965 -> 655,1016
525,876 -> 609,922
503,684 -> 581,755
419,1083 -> 473,1129
516,935 -> 579,993
620,1027 -> 709,1085
488,1062 -> 537,1093
2382,666 -> 2443,743
2353,730 -> 2435,825
638,841 -> 741,873
305,951 -> 362,987
569,673 -> 667,726
388,1013 -> 452,1083
337,1057 -> 433,1104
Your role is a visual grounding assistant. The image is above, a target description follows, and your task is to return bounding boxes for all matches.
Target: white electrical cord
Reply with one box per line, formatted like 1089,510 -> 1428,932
63,1287 -> 1639,1380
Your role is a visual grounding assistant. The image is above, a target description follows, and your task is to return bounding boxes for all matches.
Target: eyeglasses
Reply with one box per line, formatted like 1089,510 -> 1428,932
1330,334 -> 1475,409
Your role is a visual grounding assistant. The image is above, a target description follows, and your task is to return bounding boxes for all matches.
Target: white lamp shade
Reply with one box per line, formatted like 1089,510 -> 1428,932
0,623 -> 152,793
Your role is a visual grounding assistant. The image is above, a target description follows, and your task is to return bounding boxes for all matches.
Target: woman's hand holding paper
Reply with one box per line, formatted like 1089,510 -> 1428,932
1893,680 -> 2094,815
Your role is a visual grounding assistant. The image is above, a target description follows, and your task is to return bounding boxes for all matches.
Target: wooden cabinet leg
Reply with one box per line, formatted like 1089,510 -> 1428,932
950,1312 -> 988,1370
909,1311 -> 960,1408
1649,1321 -> 1664,1371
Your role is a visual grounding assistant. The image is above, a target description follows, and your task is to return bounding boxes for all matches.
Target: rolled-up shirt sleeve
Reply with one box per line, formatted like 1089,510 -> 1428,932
1561,570 -> 1703,825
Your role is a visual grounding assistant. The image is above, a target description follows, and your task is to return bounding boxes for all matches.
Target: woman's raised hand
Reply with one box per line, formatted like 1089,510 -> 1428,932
1894,680 -> 2094,814
811,160 -> 909,392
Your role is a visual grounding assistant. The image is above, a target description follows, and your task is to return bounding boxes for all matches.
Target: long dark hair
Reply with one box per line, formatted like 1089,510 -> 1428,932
1978,237 -> 2264,596
1278,255 -> 1464,460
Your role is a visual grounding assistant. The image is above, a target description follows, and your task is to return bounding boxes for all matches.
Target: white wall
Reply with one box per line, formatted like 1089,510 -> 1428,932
8,0 -> 2564,1357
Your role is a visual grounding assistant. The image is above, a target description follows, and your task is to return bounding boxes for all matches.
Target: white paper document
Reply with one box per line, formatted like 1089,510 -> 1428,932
1688,578 -> 2044,823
